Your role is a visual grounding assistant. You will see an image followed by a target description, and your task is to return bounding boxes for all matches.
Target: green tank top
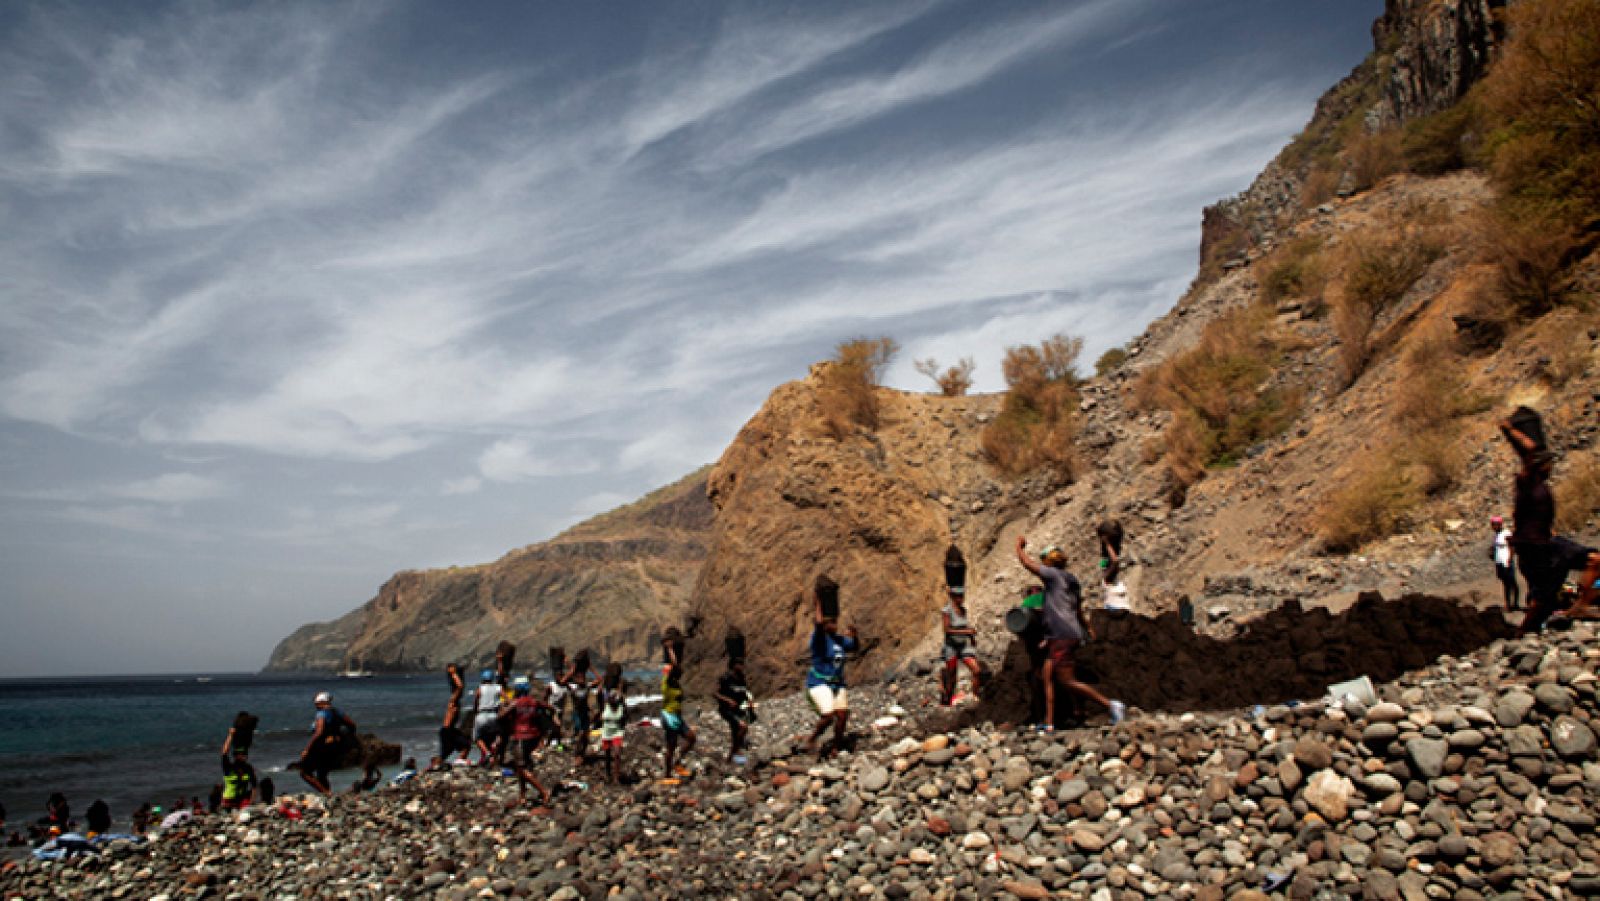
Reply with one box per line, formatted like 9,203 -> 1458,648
661,676 -> 684,715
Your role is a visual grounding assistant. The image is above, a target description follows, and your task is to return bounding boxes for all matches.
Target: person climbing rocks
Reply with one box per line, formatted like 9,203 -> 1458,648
803,577 -> 858,757
939,585 -> 982,706
220,723 -> 256,810
599,663 -> 629,784
1097,520 -> 1132,621
1490,514 -> 1520,610
506,677 -> 553,808
439,663 -> 471,763
296,692 -> 355,795
1015,535 -> 1125,732
714,657 -> 753,765
659,630 -> 696,783
1499,410 -> 1600,631
471,669 -> 502,765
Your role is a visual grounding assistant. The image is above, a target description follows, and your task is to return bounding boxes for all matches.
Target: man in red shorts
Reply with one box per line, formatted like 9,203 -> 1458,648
1016,535 -> 1125,733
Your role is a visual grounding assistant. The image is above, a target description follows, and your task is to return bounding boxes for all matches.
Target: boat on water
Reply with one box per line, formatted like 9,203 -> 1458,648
336,669 -> 374,679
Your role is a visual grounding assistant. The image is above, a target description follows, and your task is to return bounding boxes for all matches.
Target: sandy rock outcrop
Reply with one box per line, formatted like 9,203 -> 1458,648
684,366 -> 1008,694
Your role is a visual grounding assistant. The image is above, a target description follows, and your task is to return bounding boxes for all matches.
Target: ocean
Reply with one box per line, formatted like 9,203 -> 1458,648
2,672 -> 459,836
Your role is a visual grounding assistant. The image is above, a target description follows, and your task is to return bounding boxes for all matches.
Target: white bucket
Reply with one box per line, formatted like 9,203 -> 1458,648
1326,675 -> 1376,706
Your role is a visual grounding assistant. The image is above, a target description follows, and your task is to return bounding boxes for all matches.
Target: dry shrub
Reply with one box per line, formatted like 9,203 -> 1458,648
1478,207 -> 1578,320
1261,235 -> 1326,310
1331,228 -> 1441,386
1137,303 -> 1301,486
1474,0 -> 1600,288
1094,346 -> 1129,377
1348,129 -> 1404,194
981,334 -> 1082,476
1522,310 -> 1596,388
1320,455 -> 1418,553
1402,103 -> 1478,175
1301,165 -> 1340,207
1555,450 -> 1600,533
817,337 -> 897,439
913,356 -> 975,396
1395,332 -> 1491,432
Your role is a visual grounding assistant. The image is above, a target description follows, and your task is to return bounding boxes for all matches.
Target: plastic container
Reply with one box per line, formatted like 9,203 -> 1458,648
1326,675 -> 1376,706
1005,606 -> 1039,635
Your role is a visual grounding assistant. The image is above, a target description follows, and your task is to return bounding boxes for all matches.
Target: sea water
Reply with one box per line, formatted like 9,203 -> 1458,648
0,669 -> 663,836
0,673 -> 442,834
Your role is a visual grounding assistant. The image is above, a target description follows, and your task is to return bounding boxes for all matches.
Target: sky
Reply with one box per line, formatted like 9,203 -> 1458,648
0,0 -> 1383,677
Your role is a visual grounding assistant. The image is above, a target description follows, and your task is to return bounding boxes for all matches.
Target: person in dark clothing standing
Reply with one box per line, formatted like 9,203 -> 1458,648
1500,411 -> 1600,631
1016,535 -> 1125,733
714,657 -> 754,765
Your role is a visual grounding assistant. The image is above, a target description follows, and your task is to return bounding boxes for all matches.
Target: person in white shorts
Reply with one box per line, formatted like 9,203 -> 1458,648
802,588 -> 857,756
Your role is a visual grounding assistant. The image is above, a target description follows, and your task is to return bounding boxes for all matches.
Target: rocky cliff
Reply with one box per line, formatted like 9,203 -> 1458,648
1198,0 -> 1505,277
683,369 -> 1018,694
264,468 -> 714,673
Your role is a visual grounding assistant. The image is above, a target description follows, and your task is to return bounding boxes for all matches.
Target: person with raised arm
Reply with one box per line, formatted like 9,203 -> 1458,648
1015,535 -> 1124,733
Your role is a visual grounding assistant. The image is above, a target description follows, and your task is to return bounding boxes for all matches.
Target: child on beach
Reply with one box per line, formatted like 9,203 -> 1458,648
220,724 -> 256,810
599,663 -> 628,784
563,650 -> 597,762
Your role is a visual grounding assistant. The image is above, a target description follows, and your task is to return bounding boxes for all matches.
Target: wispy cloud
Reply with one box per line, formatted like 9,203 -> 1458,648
0,0 -> 1380,674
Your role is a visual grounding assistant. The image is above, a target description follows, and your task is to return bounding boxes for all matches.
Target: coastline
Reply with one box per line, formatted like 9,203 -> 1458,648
5,621 -> 1599,899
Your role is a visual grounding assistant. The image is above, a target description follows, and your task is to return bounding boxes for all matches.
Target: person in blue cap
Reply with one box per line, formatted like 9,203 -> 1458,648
471,669 -> 502,765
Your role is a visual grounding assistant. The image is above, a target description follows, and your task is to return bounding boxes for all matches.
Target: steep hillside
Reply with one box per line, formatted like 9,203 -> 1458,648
264,468 -> 713,673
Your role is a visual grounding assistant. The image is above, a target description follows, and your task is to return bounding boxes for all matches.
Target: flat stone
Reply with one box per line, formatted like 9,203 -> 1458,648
924,748 -> 957,766
1534,684 -> 1574,715
1367,702 -> 1407,723
1406,738 -> 1448,781
859,767 -> 890,793
1550,716 -> 1598,759
1494,691 -> 1536,727
1447,729 -> 1486,750
1057,779 -> 1091,804
1072,829 -> 1105,852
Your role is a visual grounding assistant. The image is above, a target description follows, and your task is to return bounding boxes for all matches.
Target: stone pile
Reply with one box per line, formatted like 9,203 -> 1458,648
4,623 -> 1596,900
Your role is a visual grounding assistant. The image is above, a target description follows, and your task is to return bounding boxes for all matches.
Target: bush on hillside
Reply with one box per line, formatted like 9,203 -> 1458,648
1348,129 -> 1405,194
1471,0 -> 1600,317
981,334 -> 1082,477
913,356 -> 975,397
1094,346 -> 1129,377
1402,103 -> 1478,176
1331,227 -> 1441,386
1135,302 -> 1302,488
1320,455 -> 1418,553
818,337 -> 898,439
1260,235 -> 1327,311
1556,450 -> 1600,533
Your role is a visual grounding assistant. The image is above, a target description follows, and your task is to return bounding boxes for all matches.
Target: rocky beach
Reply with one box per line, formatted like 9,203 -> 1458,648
6,616 -> 1598,900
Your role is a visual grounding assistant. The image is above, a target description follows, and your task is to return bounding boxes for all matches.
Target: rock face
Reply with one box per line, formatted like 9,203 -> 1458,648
684,366 -> 1006,693
265,469 -> 714,672
1198,0 -> 1502,273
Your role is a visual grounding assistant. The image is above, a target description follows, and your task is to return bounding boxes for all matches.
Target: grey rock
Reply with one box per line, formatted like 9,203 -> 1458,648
1406,738 -> 1448,780
1494,691 -> 1536,727
1534,683 -> 1574,715
1550,716 -> 1598,759
859,766 -> 890,793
